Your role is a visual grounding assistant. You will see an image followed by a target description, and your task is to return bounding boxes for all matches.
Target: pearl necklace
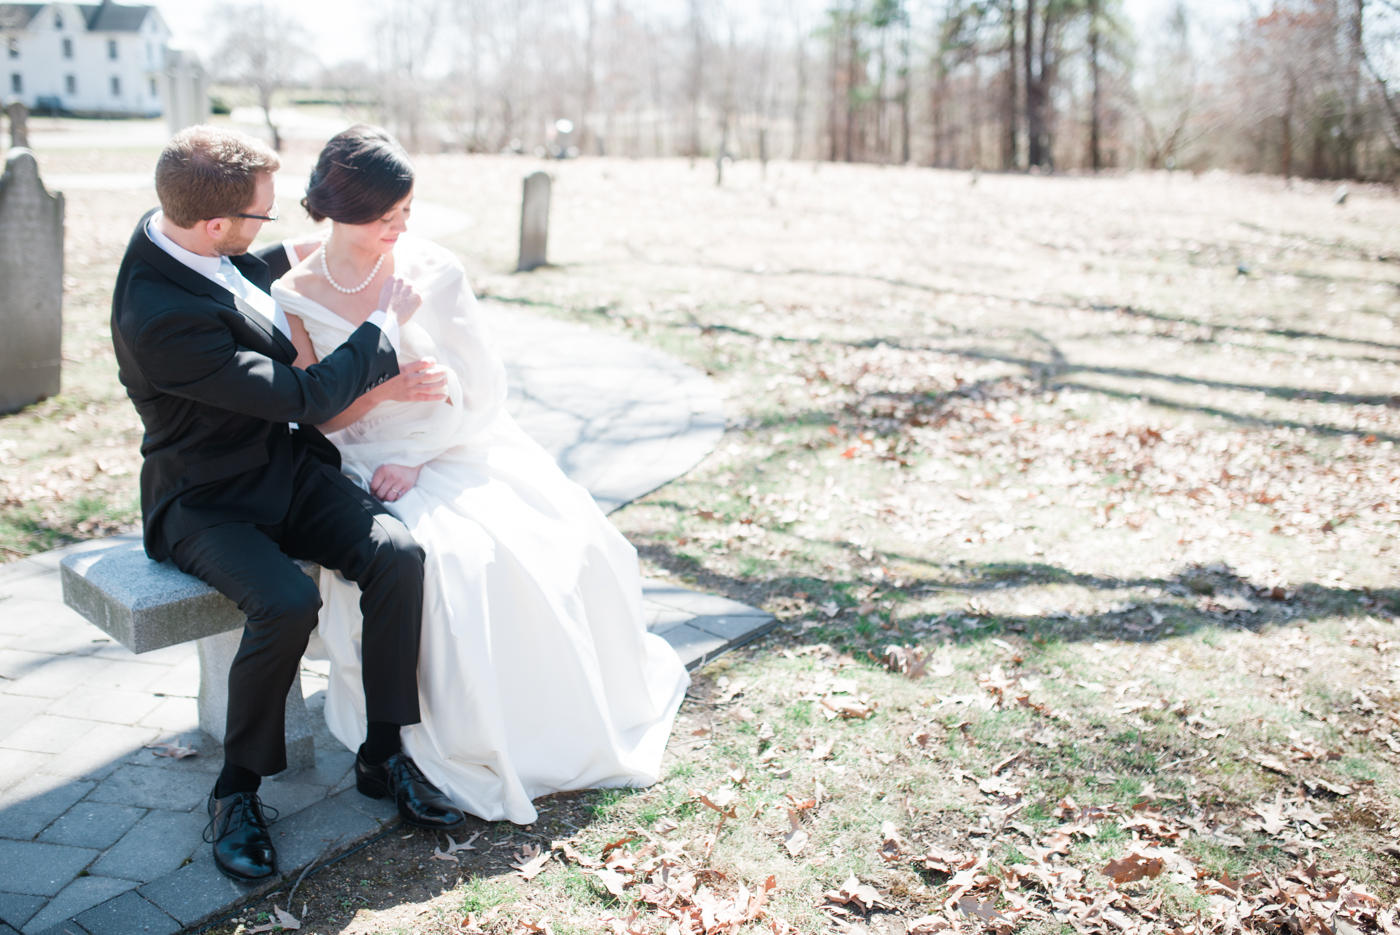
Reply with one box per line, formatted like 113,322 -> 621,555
320,245 -> 386,294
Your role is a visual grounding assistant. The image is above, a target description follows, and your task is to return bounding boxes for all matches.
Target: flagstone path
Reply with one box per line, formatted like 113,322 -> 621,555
0,306 -> 770,935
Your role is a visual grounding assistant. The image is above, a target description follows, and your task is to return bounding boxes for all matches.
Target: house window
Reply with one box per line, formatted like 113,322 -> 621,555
62,37 -> 72,58
65,74 -> 75,94
54,12 -> 62,28
6,39 -> 17,59
149,76 -> 156,95
10,73 -> 20,93
110,75 -> 120,96
107,39 -> 117,60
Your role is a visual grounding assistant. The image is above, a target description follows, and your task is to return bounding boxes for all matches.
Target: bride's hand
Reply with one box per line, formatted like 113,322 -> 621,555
375,357 -> 448,403
370,463 -> 422,502
378,275 -> 423,324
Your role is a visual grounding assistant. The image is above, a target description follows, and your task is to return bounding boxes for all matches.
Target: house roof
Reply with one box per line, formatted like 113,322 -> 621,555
0,2 -> 154,33
80,1 -> 151,31
0,4 -> 42,31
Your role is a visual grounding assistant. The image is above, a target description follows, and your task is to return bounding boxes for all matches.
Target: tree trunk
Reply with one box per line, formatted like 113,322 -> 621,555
688,0 -> 704,160
259,85 -> 281,152
931,67 -> 948,166
647,24 -> 665,156
899,21 -> 911,163
1344,0 -> 1364,177
1281,77 -> 1296,177
874,26 -> 888,160
1004,0 -> 1018,170
581,0 -> 596,153
1088,0 -> 1102,171
828,8 -> 840,161
844,7 -> 858,162
1024,0 -> 1042,167
1025,0 -> 1054,169
793,11 -> 808,159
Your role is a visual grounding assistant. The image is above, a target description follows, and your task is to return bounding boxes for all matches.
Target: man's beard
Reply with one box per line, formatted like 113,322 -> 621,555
213,226 -> 256,257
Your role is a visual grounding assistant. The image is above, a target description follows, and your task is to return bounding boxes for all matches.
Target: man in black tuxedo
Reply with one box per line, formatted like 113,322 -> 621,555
111,126 -> 465,882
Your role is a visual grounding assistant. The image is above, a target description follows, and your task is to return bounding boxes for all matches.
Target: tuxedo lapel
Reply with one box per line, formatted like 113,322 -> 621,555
132,213 -> 235,306
231,251 -> 273,294
131,213 -> 298,364
232,291 -> 299,363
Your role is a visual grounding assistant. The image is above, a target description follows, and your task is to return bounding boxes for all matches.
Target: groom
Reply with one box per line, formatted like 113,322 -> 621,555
111,125 -> 465,882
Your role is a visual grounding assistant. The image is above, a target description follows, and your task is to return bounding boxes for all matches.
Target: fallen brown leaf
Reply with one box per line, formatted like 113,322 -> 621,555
783,808 -> 809,857
585,867 -> 631,899
553,840 -> 600,868
511,844 -> 553,881
249,905 -> 300,932
878,820 -> 906,862
1102,852 -> 1165,885
823,874 -> 892,912
922,846 -> 967,874
144,741 -> 198,760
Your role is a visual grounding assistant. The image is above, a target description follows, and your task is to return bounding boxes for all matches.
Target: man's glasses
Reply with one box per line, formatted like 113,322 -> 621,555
233,205 -> 279,222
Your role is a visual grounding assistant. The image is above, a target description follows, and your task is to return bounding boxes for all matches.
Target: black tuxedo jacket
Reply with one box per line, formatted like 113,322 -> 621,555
112,210 -> 400,561
255,240 -> 295,282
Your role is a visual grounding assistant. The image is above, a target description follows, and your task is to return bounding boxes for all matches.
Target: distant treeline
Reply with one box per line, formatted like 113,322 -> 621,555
218,0 -> 1400,179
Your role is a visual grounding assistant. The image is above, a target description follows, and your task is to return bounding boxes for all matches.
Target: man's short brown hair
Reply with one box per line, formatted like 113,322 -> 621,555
155,125 -> 281,228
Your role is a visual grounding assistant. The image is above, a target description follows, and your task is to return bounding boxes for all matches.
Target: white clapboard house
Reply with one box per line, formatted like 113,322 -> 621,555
2,1 -> 170,117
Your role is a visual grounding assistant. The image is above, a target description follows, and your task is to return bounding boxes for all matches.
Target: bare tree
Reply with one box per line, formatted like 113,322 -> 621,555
789,0 -> 810,159
296,0 -> 1400,178
1134,1 -> 1199,169
1003,0 -> 1019,168
211,2 -> 313,151
376,0 -> 444,151
687,0 -> 708,159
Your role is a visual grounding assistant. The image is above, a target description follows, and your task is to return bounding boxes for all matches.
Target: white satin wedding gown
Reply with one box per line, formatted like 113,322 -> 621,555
272,235 -> 689,824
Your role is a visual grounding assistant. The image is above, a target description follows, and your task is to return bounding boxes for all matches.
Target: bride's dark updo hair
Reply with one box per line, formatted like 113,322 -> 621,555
302,125 -> 414,224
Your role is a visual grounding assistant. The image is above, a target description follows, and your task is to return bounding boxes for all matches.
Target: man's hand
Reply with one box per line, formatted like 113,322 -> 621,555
370,463 -> 422,502
375,357 -> 447,404
377,275 -> 423,324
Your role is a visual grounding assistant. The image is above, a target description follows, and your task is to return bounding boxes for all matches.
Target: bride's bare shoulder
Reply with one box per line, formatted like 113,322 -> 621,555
279,259 -> 324,298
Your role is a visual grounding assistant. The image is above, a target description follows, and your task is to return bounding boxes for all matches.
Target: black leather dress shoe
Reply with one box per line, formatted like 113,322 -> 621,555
356,752 -> 466,830
205,790 -> 278,882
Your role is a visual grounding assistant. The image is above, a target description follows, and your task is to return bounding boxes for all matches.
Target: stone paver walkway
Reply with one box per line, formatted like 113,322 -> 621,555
0,309 -> 767,935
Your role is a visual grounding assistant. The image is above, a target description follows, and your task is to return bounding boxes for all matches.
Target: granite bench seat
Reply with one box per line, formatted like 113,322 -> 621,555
59,541 -> 319,770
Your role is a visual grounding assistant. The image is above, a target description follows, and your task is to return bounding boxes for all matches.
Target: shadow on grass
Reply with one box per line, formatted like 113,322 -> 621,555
600,305 -> 1400,448
196,789 -> 620,935
620,253 -> 1400,354
634,534 -> 1396,652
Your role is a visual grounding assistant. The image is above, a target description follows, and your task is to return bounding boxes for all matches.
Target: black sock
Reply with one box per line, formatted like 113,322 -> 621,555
359,721 -> 402,766
215,762 -> 261,798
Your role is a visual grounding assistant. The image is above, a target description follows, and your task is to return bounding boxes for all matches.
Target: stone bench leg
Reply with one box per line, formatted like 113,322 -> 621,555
196,629 -> 316,772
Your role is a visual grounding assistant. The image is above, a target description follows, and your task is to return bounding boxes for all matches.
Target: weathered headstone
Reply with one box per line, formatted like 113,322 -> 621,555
161,48 -> 210,136
0,148 -> 64,414
517,170 -> 551,272
6,102 -> 27,148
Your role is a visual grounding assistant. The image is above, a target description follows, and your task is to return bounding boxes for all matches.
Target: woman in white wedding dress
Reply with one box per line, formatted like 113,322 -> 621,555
271,125 -> 689,824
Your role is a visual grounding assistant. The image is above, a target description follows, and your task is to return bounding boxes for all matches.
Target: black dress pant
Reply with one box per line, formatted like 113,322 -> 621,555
170,453 -> 424,775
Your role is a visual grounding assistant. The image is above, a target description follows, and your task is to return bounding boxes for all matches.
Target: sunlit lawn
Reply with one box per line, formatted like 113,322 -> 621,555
5,150 -> 1400,932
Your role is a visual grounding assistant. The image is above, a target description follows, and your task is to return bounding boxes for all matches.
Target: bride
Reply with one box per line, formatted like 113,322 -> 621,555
271,125 -> 690,824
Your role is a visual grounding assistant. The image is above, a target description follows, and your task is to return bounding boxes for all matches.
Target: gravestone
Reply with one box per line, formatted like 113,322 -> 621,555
0,148 -> 64,414
517,170 -> 551,272
162,48 -> 210,136
6,102 -> 27,148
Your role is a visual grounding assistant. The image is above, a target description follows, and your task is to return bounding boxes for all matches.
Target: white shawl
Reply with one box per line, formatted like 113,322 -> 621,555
272,235 -> 509,489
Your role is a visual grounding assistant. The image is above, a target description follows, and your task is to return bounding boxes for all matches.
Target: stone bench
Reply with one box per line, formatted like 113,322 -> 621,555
59,541 -> 318,770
